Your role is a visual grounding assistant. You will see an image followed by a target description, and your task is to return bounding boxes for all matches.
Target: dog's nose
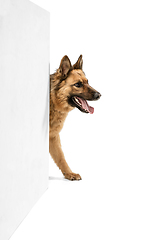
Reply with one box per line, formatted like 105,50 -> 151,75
94,92 -> 101,100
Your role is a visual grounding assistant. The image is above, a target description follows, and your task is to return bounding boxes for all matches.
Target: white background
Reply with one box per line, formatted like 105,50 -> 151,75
0,0 -> 49,239
11,0 -> 151,240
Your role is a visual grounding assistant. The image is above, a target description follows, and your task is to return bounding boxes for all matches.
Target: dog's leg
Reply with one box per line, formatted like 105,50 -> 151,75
49,134 -> 81,180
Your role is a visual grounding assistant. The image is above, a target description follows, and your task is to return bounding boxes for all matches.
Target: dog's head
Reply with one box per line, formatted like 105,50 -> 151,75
50,55 -> 101,113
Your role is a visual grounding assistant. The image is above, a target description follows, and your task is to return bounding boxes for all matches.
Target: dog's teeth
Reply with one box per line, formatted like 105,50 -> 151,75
74,97 -> 82,105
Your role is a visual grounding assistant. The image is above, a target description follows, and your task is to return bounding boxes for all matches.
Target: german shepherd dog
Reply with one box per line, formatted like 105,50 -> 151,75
49,55 -> 101,180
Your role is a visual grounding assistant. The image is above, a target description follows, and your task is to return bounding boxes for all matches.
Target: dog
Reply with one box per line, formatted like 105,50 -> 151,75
49,55 -> 101,180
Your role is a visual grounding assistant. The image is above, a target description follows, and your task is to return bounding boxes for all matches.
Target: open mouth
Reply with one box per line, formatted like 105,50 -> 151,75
71,96 -> 94,114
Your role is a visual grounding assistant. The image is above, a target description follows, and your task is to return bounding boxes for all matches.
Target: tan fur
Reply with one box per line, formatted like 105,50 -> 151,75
49,55 -> 101,180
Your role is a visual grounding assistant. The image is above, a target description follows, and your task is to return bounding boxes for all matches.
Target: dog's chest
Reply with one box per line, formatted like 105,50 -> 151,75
50,109 -> 68,135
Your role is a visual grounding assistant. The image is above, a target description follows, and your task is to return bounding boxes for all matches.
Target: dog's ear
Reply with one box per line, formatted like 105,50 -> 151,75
59,55 -> 72,78
73,55 -> 83,70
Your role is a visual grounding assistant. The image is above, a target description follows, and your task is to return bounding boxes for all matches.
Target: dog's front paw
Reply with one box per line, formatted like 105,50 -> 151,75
63,172 -> 82,181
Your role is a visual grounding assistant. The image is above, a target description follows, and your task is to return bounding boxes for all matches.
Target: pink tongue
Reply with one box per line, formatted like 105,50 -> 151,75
77,97 -> 94,114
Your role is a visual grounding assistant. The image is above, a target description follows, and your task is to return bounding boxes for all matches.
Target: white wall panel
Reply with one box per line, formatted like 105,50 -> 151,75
0,0 -> 49,239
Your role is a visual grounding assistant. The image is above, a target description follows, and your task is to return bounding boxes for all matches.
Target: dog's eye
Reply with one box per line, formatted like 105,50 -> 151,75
74,82 -> 83,88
